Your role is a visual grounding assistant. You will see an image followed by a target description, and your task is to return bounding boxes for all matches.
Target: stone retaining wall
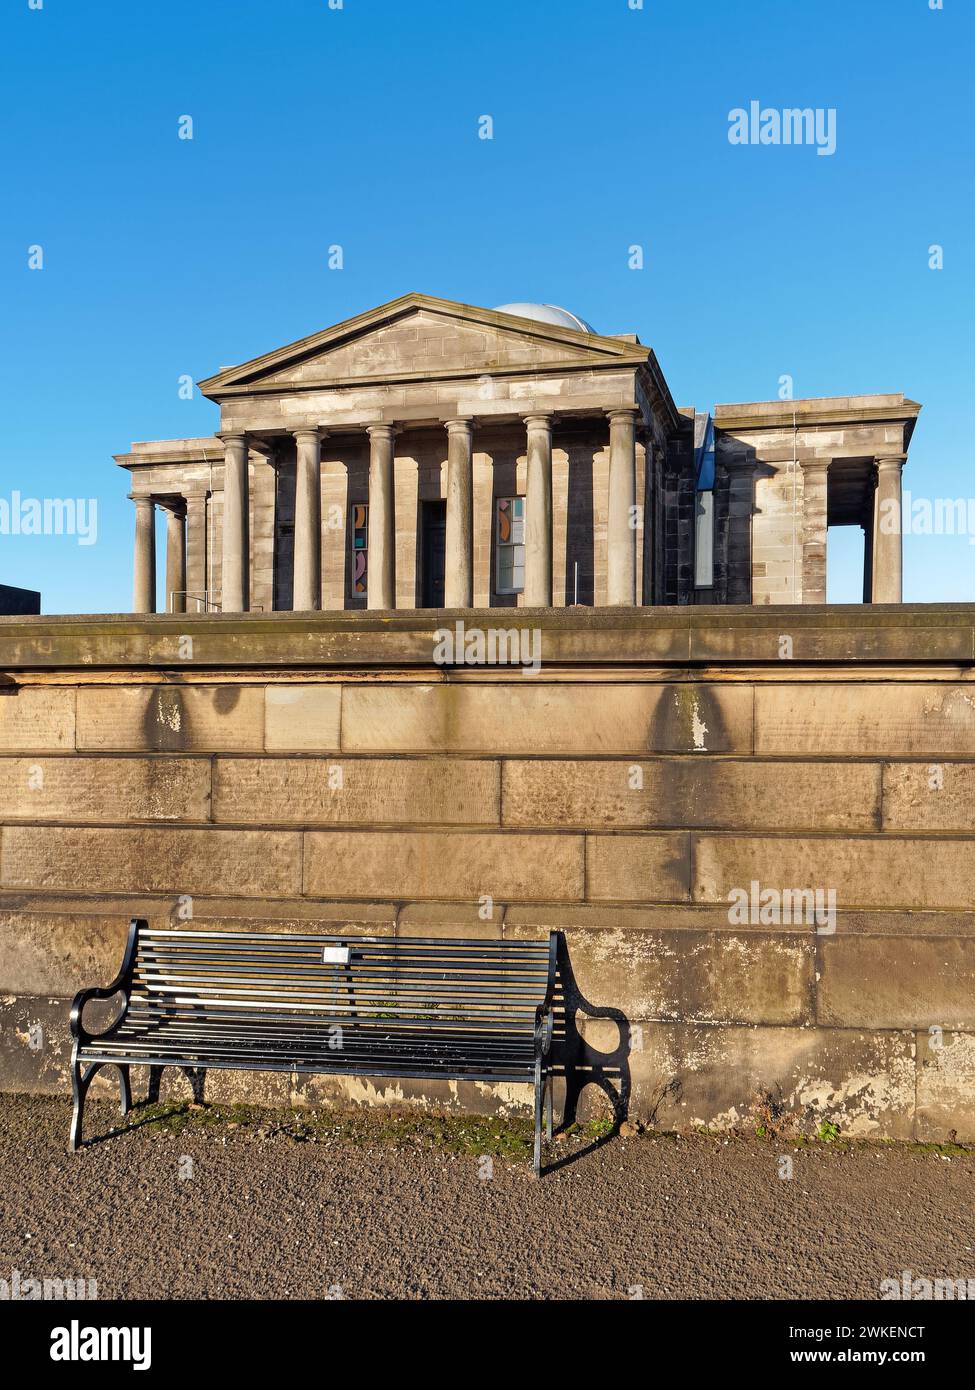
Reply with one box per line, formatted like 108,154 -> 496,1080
1,605 -> 973,1139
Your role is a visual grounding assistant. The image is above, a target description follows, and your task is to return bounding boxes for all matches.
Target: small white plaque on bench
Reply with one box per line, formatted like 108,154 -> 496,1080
323,946 -> 351,965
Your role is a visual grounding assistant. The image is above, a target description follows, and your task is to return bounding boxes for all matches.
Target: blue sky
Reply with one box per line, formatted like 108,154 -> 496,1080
1,0 -> 971,612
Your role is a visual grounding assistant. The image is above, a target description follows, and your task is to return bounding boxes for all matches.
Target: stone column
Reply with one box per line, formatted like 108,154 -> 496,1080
606,409 -> 638,606
293,427 -> 324,611
444,418 -> 474,608
185,492 -> 209,610
220,433 -> 250,612
366,423 -> 396,609
861,486 -> 875,604
799,459 -> 830,604
642,439 -> 656,605
873,454 -> 906,604
524,414 -> 553,606
165,504 -> 187,613
132,496 -> 156,614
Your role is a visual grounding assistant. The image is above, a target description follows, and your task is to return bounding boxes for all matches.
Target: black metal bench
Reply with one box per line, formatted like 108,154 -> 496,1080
69,922 -> 558,1174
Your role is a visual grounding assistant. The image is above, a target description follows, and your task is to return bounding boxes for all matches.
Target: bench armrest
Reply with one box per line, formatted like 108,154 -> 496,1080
69,918 -> 143,1044
534,1006 -> 555,1058
69,985 -> 130,1044
533,931 -> 558,1059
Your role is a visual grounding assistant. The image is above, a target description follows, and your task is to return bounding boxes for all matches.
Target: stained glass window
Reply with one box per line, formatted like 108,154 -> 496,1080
352,503 -> 368,596
495,496 -> 525,594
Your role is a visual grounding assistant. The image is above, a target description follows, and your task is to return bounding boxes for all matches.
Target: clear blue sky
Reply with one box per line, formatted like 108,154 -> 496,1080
1,0 -> 971,612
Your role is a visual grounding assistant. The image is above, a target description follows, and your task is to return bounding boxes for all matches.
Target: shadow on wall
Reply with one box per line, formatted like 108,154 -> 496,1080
548,934 -> 631,1172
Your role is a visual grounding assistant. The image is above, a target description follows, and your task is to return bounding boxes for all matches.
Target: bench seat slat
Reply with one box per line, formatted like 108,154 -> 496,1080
133,968 -> 547,992
77,1053 -> 535,1082
120,1008 -> 537,1029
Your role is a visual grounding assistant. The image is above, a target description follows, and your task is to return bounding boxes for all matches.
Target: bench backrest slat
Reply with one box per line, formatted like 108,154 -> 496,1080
125,929 -> 554,1038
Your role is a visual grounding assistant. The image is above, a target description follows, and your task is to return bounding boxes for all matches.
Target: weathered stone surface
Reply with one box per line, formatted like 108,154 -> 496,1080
883,761 -> 975,831
303,830 -> 584,901
4,607 -> 970,671
915,1030 -> 975,1142
0,891 -> 400,933
295,1071 -> 533,1116
0,913 -> 133,995
577,1019 -> 916,1137
0,756 -> 210,823
503,759 -> 879,831
756,683 -> 975,756
0,826 -> 302,897
690,613 -> 973,663
0,609 -> 973,1140
397,903 -> 503,939
0,688 -> 74,751
818,936 -> 975,1030
694,834 -> 975,911
585,833 -> 691,902
264,685 -> 341,751
505,921 -> 813,1025
0,995 -> 85,1095
158,1067 -> 293,1108
504,902 -> 813,933
341,683 -> 753,754
77,686 -> 265,752
213,757 -> 499,826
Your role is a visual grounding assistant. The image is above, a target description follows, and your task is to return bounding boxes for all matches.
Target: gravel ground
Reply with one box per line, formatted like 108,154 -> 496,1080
2,1093 -> 973,1301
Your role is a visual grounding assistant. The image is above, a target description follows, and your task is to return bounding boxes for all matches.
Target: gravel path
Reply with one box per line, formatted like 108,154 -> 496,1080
2,1094 -> 972,1301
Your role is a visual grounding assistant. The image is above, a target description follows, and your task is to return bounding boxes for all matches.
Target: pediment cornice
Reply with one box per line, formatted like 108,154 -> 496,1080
197,293 -> 652,399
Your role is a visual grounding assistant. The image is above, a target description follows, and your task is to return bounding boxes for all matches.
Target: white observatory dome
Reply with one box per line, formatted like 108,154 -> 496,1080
493,302 -> 596,334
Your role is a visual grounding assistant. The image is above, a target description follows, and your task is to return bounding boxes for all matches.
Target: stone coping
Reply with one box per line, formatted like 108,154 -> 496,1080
3,892 -> 975,936
0,605 -> 972,670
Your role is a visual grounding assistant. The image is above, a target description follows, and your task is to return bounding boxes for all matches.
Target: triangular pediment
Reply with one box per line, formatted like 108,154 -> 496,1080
198,293 -> 647,397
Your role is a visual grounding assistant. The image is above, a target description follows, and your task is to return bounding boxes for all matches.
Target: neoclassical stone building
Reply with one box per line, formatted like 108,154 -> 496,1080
115,293 -> 920,613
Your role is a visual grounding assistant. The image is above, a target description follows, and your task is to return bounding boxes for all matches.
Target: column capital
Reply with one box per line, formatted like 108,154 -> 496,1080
217,431 -> 248,446
876,453 -> 907,469
445,416 -> 474,434
129,493 -> 155,507
294,426 -> 326,443
606,406 -> 640,423
366,421 -> 398,441
799,457 -> 830,475
523,412 -> 553,429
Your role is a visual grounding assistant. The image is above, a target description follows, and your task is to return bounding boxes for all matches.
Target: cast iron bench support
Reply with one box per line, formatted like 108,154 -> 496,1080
69,921 -> 558,1175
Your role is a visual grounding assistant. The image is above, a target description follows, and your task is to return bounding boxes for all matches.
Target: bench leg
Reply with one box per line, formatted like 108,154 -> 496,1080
545,1075 -> 553,1143
117,1064 -> 132,1117
533,1062 -> 543,1177
69,1061 -> 100,1152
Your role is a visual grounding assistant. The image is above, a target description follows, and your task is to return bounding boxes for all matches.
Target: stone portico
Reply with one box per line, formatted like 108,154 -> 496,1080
115,294 -> 921,613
